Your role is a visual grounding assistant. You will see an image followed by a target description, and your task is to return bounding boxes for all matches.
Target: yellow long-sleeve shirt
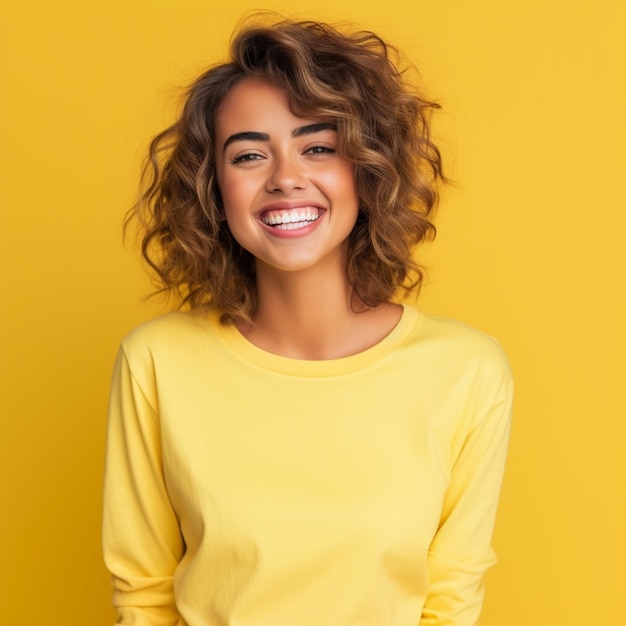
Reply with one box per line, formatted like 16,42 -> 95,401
103,304 -> 512,626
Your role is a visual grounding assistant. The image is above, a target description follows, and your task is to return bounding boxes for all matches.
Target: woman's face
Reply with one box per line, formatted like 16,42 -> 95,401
214,78 -> 359,276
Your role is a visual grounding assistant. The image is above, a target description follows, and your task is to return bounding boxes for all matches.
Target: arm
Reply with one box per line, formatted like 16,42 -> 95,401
102,347 -> 185,626
421,355 -> 513,626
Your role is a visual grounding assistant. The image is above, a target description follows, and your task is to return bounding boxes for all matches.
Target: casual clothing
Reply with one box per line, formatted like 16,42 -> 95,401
103,304 -> 513,626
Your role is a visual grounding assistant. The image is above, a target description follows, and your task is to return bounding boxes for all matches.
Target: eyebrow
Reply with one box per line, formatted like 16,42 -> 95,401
223,122 -> 336,150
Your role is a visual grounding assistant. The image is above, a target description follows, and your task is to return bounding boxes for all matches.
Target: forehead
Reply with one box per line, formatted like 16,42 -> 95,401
215,78 -> 313,140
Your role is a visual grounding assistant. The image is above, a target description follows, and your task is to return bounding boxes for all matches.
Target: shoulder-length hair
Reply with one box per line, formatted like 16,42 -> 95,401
132,18 -> 443,323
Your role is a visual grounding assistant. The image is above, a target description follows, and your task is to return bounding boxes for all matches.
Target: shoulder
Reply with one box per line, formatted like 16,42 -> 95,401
420,311 -> 507,358
404,306 -> 513,386
118,309 -> 221,371
406,308 -> 514,433
121,310 -> 211,346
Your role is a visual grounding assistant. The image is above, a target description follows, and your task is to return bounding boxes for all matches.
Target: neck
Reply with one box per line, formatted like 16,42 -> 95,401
235,261 -> 402,360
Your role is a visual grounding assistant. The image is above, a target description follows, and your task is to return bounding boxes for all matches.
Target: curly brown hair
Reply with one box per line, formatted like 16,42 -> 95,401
131,17 -> 444,323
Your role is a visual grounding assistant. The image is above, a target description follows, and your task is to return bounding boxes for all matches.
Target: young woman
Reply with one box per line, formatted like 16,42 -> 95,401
103,18 -> 513,626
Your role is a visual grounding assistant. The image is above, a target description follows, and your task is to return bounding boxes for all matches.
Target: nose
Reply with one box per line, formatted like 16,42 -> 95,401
265,153 -> 307,193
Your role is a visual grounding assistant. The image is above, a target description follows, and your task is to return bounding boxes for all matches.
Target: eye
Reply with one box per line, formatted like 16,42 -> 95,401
304,145 -> 336,156
231,151 -> 264,164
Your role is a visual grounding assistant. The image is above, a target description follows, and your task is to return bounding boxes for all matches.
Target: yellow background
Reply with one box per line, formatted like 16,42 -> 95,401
2,0 -> 624,624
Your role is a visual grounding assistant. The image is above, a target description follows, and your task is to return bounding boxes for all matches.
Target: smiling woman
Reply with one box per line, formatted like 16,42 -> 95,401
103,16 -> 513,626
215,79 -> 359,279
131,19 -> 442,326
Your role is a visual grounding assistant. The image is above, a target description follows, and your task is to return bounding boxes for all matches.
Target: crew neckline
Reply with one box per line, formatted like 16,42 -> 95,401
214,303 -> 422,377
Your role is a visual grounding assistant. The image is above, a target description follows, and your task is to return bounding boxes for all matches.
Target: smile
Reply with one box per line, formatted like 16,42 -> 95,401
260,208 -> 322,231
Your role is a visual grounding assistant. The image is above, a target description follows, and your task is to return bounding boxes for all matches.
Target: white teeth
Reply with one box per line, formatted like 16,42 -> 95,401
261,208 -> 321,227
274,221 -> 312,230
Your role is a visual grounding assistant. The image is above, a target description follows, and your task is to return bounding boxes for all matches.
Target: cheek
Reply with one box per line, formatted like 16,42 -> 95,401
335,162 -> 357,189
218,177 -> 258,246
325,165 -> 359,205
219,172 -> 252,215
222,209 -> 254,254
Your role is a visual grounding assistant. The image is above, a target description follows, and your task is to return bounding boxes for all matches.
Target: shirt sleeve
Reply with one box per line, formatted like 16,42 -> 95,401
102,346 -> 185,626
420,352 -> 514,626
